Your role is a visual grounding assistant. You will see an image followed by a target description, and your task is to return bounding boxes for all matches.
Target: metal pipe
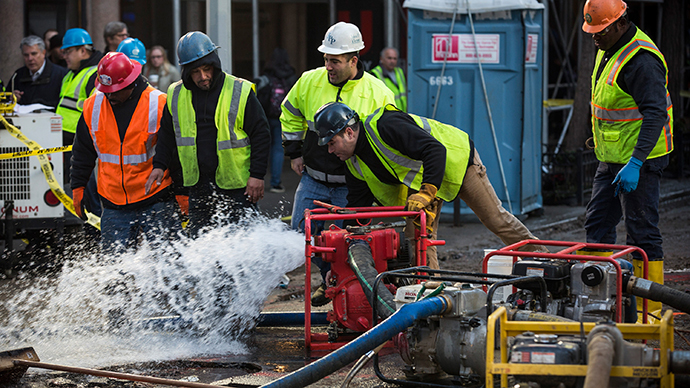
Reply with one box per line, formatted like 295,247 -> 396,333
671,351 -> 690,374
173,0 -> 181,68
384,0 -> 395,48
329,0 -> 336,25
13,360 -> 224,388
466,0 -> 513,214
252,0 -> 260,79
256,312 -> 329,327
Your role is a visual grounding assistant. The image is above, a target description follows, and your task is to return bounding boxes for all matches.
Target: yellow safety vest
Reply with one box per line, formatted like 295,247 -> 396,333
591,28 -> 673,164
280,67 -> 395,144
371,65 -> 407,112
57,66 -> 98,133
347,105 -> 471,206
168,73 -> 253,189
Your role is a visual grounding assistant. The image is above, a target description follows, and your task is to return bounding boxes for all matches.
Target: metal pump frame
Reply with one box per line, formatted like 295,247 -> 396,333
302,203 -> 445,350
481,240 -> 650,323
486,307 -> 674,388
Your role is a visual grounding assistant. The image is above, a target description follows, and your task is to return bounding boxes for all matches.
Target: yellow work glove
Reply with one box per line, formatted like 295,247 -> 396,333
404,183 -> 438,233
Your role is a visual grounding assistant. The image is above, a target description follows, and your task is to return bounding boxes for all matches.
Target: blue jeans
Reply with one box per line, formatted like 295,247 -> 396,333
101,200 -> 178,253
290,173 -> 348,281
585,155 -> 668,260
290,172 -> 348,232
268,118 -> 284,188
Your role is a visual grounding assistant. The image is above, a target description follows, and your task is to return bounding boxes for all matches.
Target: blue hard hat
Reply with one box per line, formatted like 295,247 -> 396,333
62,28 -> 93,50
177,31 -> 219,65
117,38 -> 147,65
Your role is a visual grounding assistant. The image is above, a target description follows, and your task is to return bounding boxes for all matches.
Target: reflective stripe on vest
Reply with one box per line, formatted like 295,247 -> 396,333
280,95 -> 307,141
169,73 -> 252,189
171,83 -> 195,147
57,66 -> 97,133
90,90 -> 164,165
363,109 -> 421,187
371,66 -> 407,111
219,79 -> 250,150
352,105 -> 471,202
305,165 -> 346,184
591,28 -> 673,163
606,40 -> 661,86
280,67 -> 395,146
283,99 -> 303,118
83,86 -> 170,205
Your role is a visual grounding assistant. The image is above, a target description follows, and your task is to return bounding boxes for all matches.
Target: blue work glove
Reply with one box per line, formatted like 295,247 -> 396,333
612,156 -> 643,196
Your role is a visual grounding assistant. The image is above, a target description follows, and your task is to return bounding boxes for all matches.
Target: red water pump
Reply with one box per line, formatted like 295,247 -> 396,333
316,226 -> 400,333
303,201 -> 444,350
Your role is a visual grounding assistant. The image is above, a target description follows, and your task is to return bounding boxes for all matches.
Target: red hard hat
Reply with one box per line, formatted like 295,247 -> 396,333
95,52 -> 142,93
582,0 -> 627,33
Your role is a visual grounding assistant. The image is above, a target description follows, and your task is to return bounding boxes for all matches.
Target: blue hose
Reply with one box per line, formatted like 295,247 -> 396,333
259,296 -> 449,388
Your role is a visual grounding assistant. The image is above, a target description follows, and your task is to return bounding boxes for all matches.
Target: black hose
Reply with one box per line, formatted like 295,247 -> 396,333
626,276 -> 690,315
347,239 -> 397,319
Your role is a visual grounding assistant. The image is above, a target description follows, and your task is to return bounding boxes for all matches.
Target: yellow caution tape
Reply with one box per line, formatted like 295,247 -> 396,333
0,115 -> 101,230
0,145 -> 72,160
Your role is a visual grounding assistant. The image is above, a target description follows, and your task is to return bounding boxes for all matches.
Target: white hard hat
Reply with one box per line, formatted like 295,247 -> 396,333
318,22 -> 365,55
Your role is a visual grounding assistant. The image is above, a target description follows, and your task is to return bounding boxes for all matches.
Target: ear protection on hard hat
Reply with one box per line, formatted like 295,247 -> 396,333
95,52 -> 141,93
318,22 -> 365,55
582,0 -> 627,33
62,28 -> 93,50
117,38 -> 147,65
314,102 -> 359,146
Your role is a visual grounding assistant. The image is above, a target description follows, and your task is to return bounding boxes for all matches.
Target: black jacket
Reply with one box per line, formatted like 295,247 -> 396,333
9,60 -> 69,108
345,110 -> 473,207
153,51 -> 270,189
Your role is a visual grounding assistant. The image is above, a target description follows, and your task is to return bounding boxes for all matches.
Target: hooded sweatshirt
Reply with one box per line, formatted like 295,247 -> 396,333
153,51 -> 269,188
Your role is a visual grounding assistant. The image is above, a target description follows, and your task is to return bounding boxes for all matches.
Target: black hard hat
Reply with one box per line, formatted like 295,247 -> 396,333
314,102 -> 359,146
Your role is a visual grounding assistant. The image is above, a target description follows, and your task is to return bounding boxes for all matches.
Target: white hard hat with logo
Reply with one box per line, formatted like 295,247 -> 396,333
318,22 -> 365,55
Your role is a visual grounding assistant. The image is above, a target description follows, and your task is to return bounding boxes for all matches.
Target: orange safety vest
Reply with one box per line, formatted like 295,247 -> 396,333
82,86 -> 171,205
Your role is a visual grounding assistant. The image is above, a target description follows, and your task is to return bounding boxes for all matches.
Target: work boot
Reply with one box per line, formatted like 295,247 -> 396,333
634,258 -> 664,324
311,282 -> 331,307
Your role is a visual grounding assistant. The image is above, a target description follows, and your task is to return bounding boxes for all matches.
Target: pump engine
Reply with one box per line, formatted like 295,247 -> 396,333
508,258 -> 636,322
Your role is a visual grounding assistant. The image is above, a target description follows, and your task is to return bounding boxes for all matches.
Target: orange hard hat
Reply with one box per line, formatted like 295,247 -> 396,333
95,52 -> 142,93
582,0 -> 627,33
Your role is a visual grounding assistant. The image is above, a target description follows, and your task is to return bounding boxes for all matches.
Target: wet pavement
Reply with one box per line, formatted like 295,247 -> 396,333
4,158 -> 690,388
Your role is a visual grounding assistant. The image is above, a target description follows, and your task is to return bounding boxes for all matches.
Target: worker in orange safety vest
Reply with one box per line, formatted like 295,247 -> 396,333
70,52 -> 179,252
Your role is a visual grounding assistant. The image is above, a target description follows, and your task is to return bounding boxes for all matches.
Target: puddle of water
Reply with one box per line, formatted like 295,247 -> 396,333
0,213 -> 304,369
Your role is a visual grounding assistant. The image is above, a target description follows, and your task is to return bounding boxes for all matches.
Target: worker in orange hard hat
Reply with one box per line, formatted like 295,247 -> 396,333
582,0 -> 627,34
70,52 -> 178,253
581,0 -> 673,323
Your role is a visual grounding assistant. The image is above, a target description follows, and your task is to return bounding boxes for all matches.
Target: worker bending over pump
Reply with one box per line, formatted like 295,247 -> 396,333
315,103 -> 547,269
146,31 -> 270,237
70,52 -> 177,252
